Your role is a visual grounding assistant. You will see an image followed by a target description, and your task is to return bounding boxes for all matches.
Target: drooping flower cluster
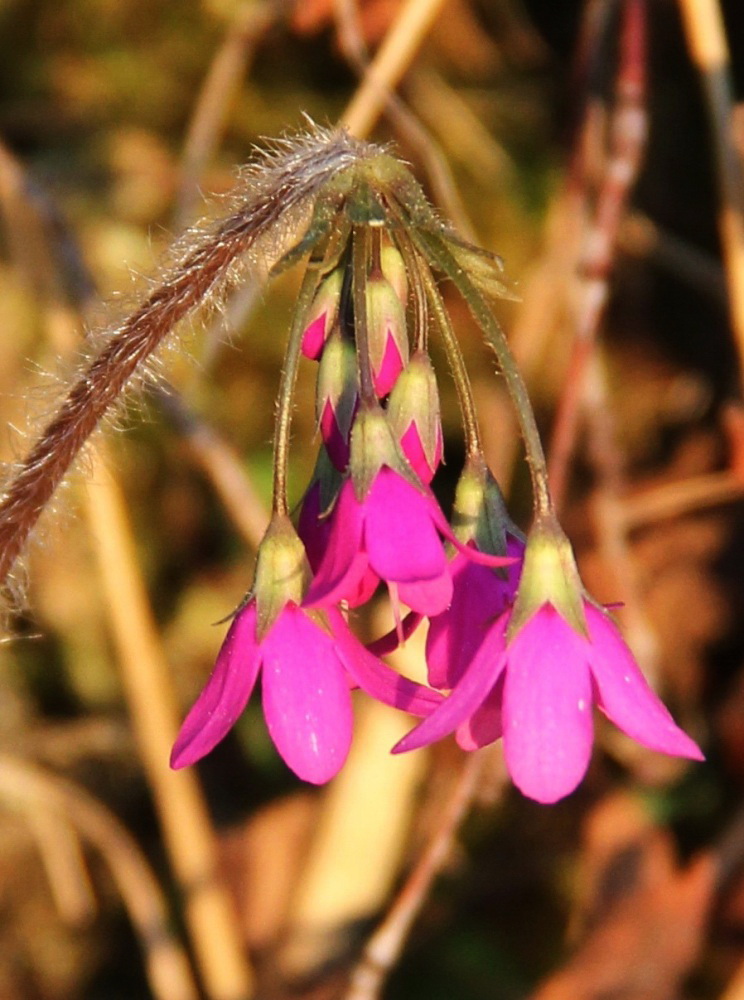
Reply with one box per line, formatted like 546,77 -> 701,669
171,131 -> 702,803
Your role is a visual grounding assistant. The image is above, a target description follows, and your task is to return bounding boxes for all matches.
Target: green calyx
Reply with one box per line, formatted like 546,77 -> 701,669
253,515 -> 311,640
451,457 -> 515,555
380,243 -> 408,306
507,513 -> 588,641
316,329 -> 358,437
348,403 -> 415,500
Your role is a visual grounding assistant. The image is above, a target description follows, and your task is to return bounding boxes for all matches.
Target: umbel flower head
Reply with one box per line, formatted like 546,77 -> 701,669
156,126 -> 703,801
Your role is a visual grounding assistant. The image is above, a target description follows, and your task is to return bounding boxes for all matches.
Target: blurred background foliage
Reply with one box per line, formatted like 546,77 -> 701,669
1,0 -> 744,998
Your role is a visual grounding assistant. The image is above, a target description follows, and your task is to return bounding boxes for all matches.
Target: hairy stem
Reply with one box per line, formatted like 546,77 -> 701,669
413,229 -> 553,516
352,224 -> 376,403
0,128 -> 370,586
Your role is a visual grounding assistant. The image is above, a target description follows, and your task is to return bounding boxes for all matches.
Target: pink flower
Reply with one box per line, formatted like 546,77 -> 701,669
395,600 -> 703,804
303,467 -> 456,616
426,536 -> 524,690
171,599 -> 442,785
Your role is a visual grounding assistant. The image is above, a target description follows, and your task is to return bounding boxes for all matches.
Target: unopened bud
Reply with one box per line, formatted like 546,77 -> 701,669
381,244 -> 408,307
387,350 -> 442,484
316,330 -> 358,470
451,458 -> 514,553
301,268 -> 344,360
365,274 -> 409,396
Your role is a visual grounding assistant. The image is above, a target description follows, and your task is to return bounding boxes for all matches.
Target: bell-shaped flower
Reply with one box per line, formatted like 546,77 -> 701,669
427,459 -> 524,689
303,467 -> 455,615
395,516 -> 703,803
172,515 -> 442,784
305,409 -> 513,618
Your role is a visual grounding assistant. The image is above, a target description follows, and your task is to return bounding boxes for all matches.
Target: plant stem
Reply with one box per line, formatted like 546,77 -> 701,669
340,0 -> 448,138
414,229 -> 553,516
271,263 -> 325,516
352,225 -> 377,404
417,255 -> 481,457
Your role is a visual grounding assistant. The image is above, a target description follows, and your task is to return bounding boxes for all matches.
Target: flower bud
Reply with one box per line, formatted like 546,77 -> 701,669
451,458 -> 516,554
387,350 -> 442,484
365,274 -> 409,396
349,403 -> 410,499
381,244 -> 408,307
254,515 -> 311,638
301,268 -> 344,360
507,513 -> 587,641
316,329 -> 359,470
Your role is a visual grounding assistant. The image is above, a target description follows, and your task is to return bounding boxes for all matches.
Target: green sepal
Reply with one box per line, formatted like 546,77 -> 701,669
348,403 -> 418,500
316,329 -> 358,438
507,513 -> 588,641
380,243 -> 408,306
451,456 -> 517,555
253,515 -> 311,640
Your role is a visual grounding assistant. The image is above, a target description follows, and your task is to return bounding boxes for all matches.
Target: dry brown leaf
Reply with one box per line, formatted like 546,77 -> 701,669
530,793 -> 714,1000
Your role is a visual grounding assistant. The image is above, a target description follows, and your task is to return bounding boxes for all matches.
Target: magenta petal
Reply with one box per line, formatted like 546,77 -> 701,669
171,604 -> 261,769
502,609 -> 593,804
298,482 -> 331,573
365,469 -> 448,583
366,611 -> 424,657
372,331 -> 405,396
396,571 -> 453,617
426,557 -> 511,689
586,604 -> 704,761
393,621 -> 508,754
302,313 -> 328,360
304,480 -> 367,607
330,609 -> 442,717
319,398 -> 350,470
261,606 -> 352,784
456,677 -> 503,750
400,421 -> 437,484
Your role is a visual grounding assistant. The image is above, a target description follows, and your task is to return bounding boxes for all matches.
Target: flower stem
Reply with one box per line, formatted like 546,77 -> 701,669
417,257 -> 482,459
352,225 -> 377,404
413,230 -> 553,516
271,263 -> 325,517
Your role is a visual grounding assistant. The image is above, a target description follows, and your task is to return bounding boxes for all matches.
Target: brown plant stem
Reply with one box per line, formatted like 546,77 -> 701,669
547,0 -> 648,511
343,751 -> 489,1000
86,452 -> 254,1000
0,754 -> 200,1000
154,385 -> 269,549
0,139 -> 255,998
678,0 -> 744,387
620,469 -> 744,528
583,350 -> 659,681
340,0 -> 449,139
176,0 -> 276,227
335,0 -> 476,240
